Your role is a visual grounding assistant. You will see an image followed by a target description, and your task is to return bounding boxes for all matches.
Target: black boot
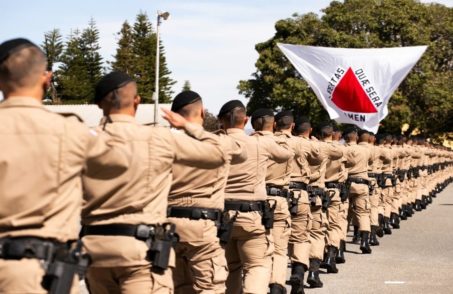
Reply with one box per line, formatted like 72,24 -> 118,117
430,191 -> 436,198
323,246 -> 338,273
384,217 -> 392,235
289,262 -> 305,294
421,196 -> 427,209
376,214 -> 384,237
406,204 -> 414,217
335,240 -> 346,264
360,231 -> 372,254
400,206 -> 407,220
390,212 -> 400,229
270,283 -> 287,294
307,259 -> 323,288
427,194 -> 433,204
415,200 -> 422,211
352,226 -> 361,244
369,226 -> 380,246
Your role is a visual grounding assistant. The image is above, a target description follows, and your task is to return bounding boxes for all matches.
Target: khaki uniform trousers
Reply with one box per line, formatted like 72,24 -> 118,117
268,196 -> 291,286
370,185 -> 380,226
381,183 -> 394,218
87,264 -> 172,294
288,190 -> 312,268
0,259 -> 78,294
225,211 -> 273,294
169,218 -> 228,294
325,188 -> 342,249
309,204 -> 326,261
338,199 -> 350,241
349,183 -> 371,232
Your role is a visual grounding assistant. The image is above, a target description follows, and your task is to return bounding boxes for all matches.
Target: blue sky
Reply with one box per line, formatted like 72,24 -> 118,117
1,0 -> 452,113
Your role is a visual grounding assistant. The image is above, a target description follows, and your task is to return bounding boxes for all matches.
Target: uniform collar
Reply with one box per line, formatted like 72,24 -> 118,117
358,142 -> 369,146
0,96 -> 43,108
275,130 -> 292,138
322,138 -> 333,143
255,130 -> 273,136
226,128 -> 244,134
347,141 -> 357,145
103,114 -> 137,124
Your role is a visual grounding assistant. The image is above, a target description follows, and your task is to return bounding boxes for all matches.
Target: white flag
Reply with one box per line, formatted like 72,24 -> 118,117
277,43 -> 427,133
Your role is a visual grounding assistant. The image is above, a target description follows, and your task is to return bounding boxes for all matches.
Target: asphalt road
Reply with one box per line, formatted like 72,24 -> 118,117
81,183 -> 453,294
289,183 -> 453,294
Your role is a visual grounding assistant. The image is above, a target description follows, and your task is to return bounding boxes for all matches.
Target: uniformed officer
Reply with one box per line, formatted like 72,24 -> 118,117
81,73 -> 227,294
250,109 -> 294,294
274,112 -> 321,294
367,132 -> 384,244
218,100 -> 292,294
318,122 -> 345,273
376,134 -> 395,234
292,117 -> 328,288
344,127 -> 373,254
0,38 -> 130,293
167,91 -> 247,294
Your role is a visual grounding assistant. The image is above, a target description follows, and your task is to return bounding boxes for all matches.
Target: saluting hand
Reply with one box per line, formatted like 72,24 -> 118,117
161,108 -> 188,129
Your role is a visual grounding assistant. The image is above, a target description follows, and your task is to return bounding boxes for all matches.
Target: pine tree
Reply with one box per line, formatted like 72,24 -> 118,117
57,29 -> 91,103
42,29 -> 63,71
182,80 -> 191,91
81,18 -> 103,99
111,21 -> 134,74
42,29 -> 63,102
112,12 -> 175,103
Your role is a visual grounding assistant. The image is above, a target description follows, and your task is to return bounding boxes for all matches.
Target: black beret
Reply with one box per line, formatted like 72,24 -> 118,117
358,129 -> 369,137
251,108 -> 274,121
218,100 -> 245,118
318,120 -> 333,130
171,90 -> 202,112
296,116 -> 310,125
275,110 -> 293,121
343,126 -> 358,136
94,71 -> 134,103
0,38 -> 39,64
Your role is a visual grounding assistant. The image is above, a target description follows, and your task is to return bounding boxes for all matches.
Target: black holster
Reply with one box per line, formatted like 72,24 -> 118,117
147,223 -> 178,272
42,240 -> 90,294
288,193 -> 300,216
340,183 -> 350,202
217,213 -> 236,245
261,200 -> 277,230
321,191 -> 331,212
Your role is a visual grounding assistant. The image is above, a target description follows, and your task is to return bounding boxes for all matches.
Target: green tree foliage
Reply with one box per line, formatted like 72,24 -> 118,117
57,19 -> 103,103
239,0 -> 452,136
42,29 -> 63,102
42,29 -> 63,71
182,80 -> 191,91
203,109 -> 219,132
112,12 -> 175,103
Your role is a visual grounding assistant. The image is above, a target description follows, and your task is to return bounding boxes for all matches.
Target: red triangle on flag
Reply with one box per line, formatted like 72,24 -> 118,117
331,67 -> 377,113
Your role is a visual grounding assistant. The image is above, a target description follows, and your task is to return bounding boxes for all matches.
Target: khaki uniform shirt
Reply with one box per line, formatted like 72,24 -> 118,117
290,136 -> 324,184
0,97 -> 130,242
321,138 -> 345,183
345,141 -> 372,194
257,131 -> 293,188
169,130 -> 247,210
224,128 -> 292,201
82,114 -> 227,267
379,144 -> 393,174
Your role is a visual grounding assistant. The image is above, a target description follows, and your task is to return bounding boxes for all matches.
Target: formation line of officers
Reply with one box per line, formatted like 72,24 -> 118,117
0,38 -> 452,294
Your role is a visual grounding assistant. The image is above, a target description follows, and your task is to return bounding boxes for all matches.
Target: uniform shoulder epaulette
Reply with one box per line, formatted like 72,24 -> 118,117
143,122 -> 158,126
57,112 -> 84,123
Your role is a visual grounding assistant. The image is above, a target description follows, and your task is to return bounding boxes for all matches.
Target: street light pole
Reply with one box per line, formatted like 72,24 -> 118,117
154,11 -> 170,124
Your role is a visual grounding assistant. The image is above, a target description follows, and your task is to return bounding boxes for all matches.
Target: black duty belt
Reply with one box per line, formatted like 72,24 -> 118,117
348,177 -> 370,185
266,186 -> 292,198
168,207 -> 221,221
368,173 -> 379,178
382,173 -> 393,178
289,181 -> 308,191
0,237 -> 66,260
325,182 -> 343,189
81,224 -> 156,241
308,186 -> 325,196
224,201 -> 263,212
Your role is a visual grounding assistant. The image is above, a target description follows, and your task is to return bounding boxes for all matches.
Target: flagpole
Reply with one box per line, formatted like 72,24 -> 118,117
154,11 -> 170,124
